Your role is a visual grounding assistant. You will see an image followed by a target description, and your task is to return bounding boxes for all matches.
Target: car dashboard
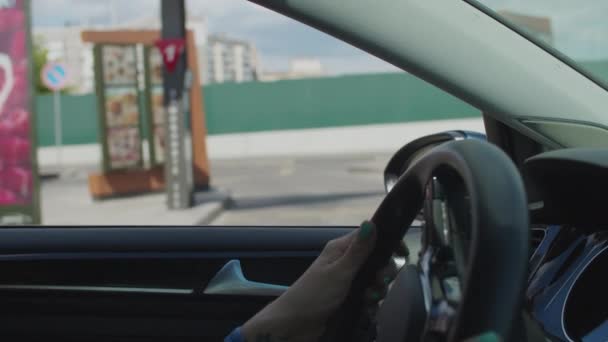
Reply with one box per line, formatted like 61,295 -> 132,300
522,148 -> 608,341
527,224 -> 607,341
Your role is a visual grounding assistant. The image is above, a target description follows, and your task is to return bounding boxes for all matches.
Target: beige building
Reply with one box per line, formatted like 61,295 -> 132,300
116,14 -> 209,83
498,10 -> 553,45
260,58 -> 325,82
205,34 -> 259,84
33,15 -> 210,93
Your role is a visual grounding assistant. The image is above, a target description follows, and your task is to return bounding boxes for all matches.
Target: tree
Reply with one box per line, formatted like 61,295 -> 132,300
32,36 -> 51,94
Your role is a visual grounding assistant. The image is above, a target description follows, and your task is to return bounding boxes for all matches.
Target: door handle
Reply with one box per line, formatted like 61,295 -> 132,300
204,259 -> 289,296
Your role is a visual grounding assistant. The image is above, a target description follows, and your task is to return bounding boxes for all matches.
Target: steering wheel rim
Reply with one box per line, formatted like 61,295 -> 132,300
325,139 -> 529,342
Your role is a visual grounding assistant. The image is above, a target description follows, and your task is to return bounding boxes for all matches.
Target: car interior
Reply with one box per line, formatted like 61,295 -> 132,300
0,0 -> 607,341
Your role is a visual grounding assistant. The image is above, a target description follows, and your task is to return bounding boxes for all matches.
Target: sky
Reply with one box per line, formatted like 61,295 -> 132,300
31,0 -> 608,74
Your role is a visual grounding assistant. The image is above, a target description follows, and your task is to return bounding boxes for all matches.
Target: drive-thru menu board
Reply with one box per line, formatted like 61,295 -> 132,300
95,44 -> 143,170
145,47 -> 165,165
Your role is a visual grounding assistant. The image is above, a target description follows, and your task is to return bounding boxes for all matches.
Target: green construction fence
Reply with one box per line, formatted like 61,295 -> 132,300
35,60 -> 608,147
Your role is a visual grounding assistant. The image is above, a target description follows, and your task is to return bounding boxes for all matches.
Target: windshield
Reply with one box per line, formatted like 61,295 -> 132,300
474,0 -> 608,148
476,1 -> 608,67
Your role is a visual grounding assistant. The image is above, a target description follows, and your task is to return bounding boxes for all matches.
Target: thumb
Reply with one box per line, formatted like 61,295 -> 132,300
338,220 -> 377,273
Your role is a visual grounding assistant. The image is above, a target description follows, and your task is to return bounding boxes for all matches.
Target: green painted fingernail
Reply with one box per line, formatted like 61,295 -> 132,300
371,291 -> 380,300
383,276 -> 391,285
359,221 -> 373,239
475,332 -> 500,342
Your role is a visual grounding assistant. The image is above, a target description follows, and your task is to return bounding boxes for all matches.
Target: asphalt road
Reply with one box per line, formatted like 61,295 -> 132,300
210,153 -> 391,226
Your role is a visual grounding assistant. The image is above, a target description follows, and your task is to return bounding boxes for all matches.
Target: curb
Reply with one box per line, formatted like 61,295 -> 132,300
194,188 -> 233,225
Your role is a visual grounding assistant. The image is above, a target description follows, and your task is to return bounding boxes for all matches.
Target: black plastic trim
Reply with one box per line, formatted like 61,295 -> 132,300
0,226 -> 353,254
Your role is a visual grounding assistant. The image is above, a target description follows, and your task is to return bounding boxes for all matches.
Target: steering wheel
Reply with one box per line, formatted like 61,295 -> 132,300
324,139 -> 529,341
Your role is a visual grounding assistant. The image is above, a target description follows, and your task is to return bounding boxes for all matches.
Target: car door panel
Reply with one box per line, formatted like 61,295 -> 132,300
0,226 -> 351,340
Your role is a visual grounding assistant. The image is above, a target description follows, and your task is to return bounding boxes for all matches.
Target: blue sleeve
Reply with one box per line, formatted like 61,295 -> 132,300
224,326 -> 246,342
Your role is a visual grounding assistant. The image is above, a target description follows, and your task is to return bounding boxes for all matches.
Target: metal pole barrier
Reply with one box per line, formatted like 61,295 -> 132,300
182,70 -> 193,191
53,90 -> 62,170
160,0 -> 190,209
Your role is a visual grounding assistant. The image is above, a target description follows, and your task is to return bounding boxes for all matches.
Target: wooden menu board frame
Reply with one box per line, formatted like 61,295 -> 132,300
82,30 -> 210,198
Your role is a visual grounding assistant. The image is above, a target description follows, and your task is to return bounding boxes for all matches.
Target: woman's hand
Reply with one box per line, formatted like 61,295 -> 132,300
242,220 -> 398,342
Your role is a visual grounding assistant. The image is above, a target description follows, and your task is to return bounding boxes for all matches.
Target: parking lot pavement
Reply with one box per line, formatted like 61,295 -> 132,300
40,153 -> 392,226
41,166 -> 227,226
209,153 -> 425,263
210,153 -> 391,226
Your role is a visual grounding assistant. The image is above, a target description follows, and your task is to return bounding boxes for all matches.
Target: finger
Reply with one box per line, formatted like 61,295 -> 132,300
365,274 -> 392,307
363,260 -> 399,309
337,220 -> 377,272
365,285 -> 387,305
374,258 -> 398,287
366,305 -> 380,321
462,332 -> 501,342
318,229 -> 358,263
331,228 -> 358,248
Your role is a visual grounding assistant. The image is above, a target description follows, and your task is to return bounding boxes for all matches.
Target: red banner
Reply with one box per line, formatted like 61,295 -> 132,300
0,0 -> 38,224
155,38 -> 185,73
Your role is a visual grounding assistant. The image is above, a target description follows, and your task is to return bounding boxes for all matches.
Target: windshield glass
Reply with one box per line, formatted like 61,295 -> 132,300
476,1 -> 608,84
475,0 -> 608,147
27,0 -> 482,226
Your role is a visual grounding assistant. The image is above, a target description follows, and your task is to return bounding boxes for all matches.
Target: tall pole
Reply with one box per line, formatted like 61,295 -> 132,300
160,0 -> 192,209
53,90 -> 62,170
